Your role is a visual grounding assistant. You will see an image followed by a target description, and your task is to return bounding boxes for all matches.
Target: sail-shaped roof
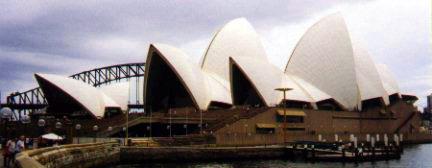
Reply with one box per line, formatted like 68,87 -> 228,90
285,13 -> 358,110
352,41 -> 390,105
285,13 -> 398,110
144,44 -> 212,110
142,15 -> 405,112
99,82 -> 130,111
35,73 -> 122,118
230,57 -> 316,106
201,18 -> 268,87
376,64 -> 401,96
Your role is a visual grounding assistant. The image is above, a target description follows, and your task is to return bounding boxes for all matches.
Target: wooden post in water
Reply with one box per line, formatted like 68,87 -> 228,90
384,134 -> 388,146
399,133 -> 404,153
394,134 -> 401,158
371,137 -> 376,162
366,134 -> 370,160
303,144 -> 308,160
354,137 -> 359,163
342,146 -> 346,163
290,143 -> 297,161
384,134 -> 389,160
311,145 -> 315,163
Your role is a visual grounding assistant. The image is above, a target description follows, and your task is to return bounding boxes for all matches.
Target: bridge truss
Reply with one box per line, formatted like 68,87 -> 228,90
4,63 -> 145,112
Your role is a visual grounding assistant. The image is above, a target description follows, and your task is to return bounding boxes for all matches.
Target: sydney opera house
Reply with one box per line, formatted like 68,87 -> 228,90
11,13 -> 421,144
145,14 -> 403,112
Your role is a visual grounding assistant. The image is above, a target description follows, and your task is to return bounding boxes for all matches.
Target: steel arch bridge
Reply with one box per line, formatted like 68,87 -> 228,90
5,62 -> 145,110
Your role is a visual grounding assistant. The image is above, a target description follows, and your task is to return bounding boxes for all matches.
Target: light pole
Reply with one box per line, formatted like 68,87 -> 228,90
38,118 -> 46,136
21,115 -> 30,140
122,127 -> 126,145
146,125 -> 151,138
37,118 -> 45,148
126,109 -> 129,145
55,121 -> 62,134
166,125 -> 171,137
169,109 -> 172,138
55,121 -> 62,141
184,124 -> 188,136
107,126 -> 113,142
62,116 -> 72,144
244,124 -> 248,145
275,88 -> 293,145
93,125 -> 99,143
21,115 -> 30,125
185,109 -> 189,136
75,124 -> 81,144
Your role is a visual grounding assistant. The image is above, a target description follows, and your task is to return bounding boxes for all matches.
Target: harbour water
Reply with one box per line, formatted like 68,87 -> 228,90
110,143 -> 432,168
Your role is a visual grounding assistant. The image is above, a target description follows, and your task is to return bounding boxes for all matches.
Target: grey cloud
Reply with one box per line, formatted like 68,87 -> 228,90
6,0 -> 430,108
0,0 -> 362,53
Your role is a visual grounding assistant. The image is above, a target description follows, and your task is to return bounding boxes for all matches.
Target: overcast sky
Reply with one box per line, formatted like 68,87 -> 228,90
0,0 -> 430,108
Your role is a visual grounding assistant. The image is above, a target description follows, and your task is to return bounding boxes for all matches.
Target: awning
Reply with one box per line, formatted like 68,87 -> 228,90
41,133 -> 63,140
256,123 -> 276,129
276,109 -> 306,116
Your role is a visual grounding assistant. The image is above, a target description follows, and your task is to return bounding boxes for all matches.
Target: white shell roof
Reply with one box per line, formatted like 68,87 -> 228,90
352,41 -> 390,105
376,64 -> 400,96
288,75 -> 332,102
101,93 -> 120,108
201,18 -> 268,89
99,82 -> 130,111
285,13 -> 399,110
230,57 -> 315,106
146,44 -> 212,109
142,16 -> 403,111
285,13 -> 359,110
35,73 -> 122,118
205,73 -> 232,104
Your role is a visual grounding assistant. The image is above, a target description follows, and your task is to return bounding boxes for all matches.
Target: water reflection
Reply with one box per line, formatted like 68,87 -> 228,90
110,143 -> 432,168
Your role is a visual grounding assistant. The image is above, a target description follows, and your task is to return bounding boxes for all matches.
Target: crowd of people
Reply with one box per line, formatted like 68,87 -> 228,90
2,136 -> 27,168
1,134 -> 65,167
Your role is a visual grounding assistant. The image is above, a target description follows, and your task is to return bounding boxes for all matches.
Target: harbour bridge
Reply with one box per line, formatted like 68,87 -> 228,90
1,63 -> 145,120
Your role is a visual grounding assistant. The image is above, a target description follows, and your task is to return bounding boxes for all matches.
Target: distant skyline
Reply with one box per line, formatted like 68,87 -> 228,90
0,0 -> 430,108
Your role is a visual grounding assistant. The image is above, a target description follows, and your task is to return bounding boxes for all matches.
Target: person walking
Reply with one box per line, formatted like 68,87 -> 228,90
2,140 -> 9,168
16,136 -> 25,154
5,138 -> 16,167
